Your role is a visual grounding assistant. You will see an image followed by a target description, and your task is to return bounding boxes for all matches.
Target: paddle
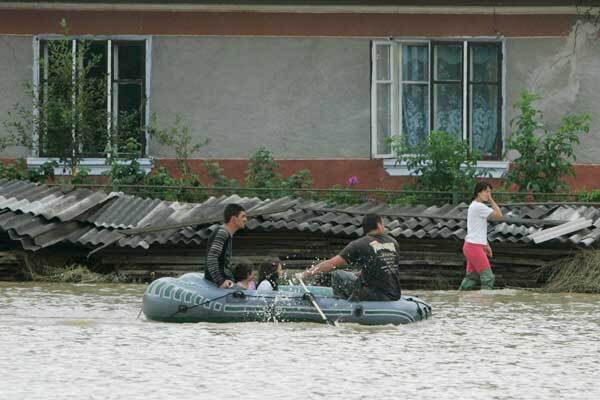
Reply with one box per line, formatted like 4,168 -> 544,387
296,276 -> 334,326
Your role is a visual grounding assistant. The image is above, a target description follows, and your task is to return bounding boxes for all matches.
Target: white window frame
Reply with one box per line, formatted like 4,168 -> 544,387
371,41 -> 396,158
29,35 -> 153,175
372,37 -> 506,167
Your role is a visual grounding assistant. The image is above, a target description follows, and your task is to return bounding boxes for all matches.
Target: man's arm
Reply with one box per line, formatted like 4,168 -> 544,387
301,255 -> 347,279
206,229 -> 230,287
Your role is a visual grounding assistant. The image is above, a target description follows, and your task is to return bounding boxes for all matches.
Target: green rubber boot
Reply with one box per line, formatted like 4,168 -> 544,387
479,269 -> 495,290
459,272 -> 479,290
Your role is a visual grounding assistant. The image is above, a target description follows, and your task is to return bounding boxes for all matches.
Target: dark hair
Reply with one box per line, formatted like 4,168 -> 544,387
258,258 -> 282,291
224,203 -> 245,223
472,182 -> 492,200
233,262 -> 253,282
362,213 -> 382,234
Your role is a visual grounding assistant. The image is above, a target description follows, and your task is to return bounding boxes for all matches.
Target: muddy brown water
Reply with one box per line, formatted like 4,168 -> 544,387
1,282 -> 599,400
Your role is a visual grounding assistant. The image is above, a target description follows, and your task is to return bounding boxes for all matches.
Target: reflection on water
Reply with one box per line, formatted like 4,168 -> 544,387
1,282 -> 599,400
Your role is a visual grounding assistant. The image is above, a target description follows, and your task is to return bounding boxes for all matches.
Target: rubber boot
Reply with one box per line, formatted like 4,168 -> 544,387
479,269 -> 495,290
459,272 -> 479,290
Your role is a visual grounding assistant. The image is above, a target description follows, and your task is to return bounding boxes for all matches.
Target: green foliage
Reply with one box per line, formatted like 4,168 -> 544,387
323,184 -> 363,205
0,158 -> 57,183
391,130 -> 488,194
150,114 -> 209,178
245,147 -> 281,189
504,92 -> 591,193
282,169 -> 313,190
204,161 -> 239,188
578,189 -> 600,202
3,20 -> 141,179
105,137 -> 147,186
244,147 -> 313,198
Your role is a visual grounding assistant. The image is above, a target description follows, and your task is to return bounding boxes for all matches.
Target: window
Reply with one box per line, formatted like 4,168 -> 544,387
35,37 -> 150,159
372,40 -> 503,160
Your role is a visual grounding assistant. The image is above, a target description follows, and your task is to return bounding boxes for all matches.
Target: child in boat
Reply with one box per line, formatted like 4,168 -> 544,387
256,258 -> 284,291
233,261 -> 256,290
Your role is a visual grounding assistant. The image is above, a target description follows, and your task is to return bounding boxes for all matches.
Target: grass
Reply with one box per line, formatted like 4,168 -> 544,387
539,251 -> 600,293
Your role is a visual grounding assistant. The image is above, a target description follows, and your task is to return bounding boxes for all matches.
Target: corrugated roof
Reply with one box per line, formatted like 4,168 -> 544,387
2,179 -> 600,251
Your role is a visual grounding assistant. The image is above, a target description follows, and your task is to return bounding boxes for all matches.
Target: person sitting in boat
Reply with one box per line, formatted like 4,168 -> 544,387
300,213 -> 401,301
205,203 -> 247,289
256,258 -> 284,292
233,261 -> 257,290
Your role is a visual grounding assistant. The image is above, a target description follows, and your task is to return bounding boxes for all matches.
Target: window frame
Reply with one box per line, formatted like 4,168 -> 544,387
371,41 -> 396,159
372,38 -> 505,161
30,35 -> 153,173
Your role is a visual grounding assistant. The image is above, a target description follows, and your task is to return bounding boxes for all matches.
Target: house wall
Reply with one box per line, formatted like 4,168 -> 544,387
151,36 -> 372,159
0,35 -> 34,158
505,23 -> 600,165
3,8 -> 600,189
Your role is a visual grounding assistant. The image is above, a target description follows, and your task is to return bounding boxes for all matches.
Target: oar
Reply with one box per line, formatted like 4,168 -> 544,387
297,277 -> 333,326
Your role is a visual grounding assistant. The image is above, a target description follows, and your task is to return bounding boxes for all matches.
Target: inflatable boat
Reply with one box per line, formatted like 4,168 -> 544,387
142,273 -> 431,325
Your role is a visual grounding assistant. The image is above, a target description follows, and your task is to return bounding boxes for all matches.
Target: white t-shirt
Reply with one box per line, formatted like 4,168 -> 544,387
465,201 -> 493,245
256,280 -> 274,291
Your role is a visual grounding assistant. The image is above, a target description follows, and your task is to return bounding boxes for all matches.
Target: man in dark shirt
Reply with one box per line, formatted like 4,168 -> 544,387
204,203 -> 247,288
301,213 -> 402,301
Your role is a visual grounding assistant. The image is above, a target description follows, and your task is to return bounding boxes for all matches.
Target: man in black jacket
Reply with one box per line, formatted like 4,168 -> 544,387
204,203 -> 247,288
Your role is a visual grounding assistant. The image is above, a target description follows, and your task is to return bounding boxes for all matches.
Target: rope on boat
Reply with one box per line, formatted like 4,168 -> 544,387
169,291 -> 246,317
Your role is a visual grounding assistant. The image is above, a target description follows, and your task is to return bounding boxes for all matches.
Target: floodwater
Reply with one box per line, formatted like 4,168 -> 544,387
1,282 -> 599,400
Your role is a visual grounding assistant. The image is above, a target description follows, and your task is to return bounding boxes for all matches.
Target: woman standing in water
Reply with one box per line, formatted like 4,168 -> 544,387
460,182 -> 503,290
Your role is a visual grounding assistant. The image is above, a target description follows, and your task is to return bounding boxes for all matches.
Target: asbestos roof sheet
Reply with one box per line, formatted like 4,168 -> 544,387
2,179 -> 600,251
0,180 -> 113,222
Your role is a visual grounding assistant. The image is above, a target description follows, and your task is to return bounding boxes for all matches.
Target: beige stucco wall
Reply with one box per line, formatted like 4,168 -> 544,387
150,36 -> 372,159
505,22 -> 600,163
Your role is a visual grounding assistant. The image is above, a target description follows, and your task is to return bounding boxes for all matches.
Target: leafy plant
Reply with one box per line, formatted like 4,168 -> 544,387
504,92 -> 591,193
105,137 -> 147,186
0,158 -> 57,183
244,147 -> 281,189
578,190 -> 600,202
204,161 -> 239,189
149,114 -> 209,178
391,130 -> 488,196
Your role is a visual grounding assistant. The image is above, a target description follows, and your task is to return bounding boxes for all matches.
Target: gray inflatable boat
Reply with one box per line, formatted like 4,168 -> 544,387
142,273 -> 431,325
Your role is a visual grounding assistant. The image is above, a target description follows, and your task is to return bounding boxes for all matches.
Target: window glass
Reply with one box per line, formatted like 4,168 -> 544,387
117,42 -> 144,80
402,45 -> 428,82
402,84 -> 429,146
376,44 -> 390,81
376,83 -> 392,154
433,83 -> 462,139
471,84 -> 499,157
470,43 -> 498,82
434,44 -> 462,81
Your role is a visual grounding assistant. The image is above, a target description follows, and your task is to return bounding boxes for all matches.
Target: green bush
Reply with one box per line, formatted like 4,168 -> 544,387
391,130 -> 488,195
105,137 -> 147,186
244,147 -> 313,198
0,158 -> 57,183
204,161 -> 239,190
504,91 -> 591,193
149,114 -> 209,178
578,190 -> 600,202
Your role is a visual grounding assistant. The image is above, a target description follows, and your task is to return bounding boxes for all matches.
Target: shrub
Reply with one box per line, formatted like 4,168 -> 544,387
391,130 -> 488,197
504,91 -> 591,193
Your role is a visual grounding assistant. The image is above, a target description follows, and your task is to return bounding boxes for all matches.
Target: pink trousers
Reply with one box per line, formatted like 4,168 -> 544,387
463,242 -> 491,273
